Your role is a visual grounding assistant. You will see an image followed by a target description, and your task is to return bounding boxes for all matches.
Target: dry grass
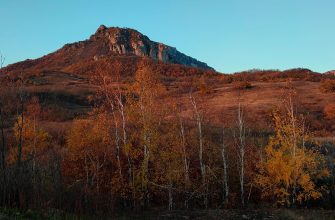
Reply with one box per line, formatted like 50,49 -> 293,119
320,79 -> 335,93
232,81 -> 253,90
4,71 -> 335,136
324,104 -> 335,120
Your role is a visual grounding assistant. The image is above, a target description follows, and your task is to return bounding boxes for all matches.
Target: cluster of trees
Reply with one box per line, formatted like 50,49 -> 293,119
0,65 -> 333,214
230,68 -> 324,82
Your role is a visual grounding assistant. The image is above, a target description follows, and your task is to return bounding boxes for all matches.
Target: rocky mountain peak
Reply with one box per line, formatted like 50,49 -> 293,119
96,24 -> 108,33
2,25 -> 214,76
87,25 -> 213,70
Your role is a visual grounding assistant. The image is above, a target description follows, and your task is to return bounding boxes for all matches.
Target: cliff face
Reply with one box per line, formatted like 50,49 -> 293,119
61,25 -> 213,70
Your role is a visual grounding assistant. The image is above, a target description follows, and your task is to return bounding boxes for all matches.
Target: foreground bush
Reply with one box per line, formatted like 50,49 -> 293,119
255,106 -> 329,206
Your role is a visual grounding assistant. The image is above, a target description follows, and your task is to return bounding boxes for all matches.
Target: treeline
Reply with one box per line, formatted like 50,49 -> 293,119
227,68 -> 335,83
0,66 -> 334,214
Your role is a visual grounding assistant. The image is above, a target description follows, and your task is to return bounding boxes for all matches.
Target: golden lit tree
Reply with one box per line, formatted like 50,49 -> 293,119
127,64 -> 166,207
8,116 -> 49,166
255,94 -> 329,206
65,116 -> 111,188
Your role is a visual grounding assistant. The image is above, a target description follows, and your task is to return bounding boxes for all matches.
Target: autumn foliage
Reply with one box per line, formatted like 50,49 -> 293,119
320,79 -> 335,93
255,107 -> 329,206
0,68 -> 333,214
324,104 -> 335,120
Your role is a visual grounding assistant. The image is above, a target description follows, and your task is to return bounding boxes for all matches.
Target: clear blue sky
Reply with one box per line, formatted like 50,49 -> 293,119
1,0 -> 334,73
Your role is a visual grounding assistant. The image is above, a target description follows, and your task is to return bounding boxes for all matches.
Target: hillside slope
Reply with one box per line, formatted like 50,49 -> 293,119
0,26 -> 334,136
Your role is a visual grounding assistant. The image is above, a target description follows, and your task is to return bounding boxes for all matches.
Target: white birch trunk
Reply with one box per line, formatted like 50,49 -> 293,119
236,102 -> 245,207
222,128 -> 229,204
190,94 -> 207,208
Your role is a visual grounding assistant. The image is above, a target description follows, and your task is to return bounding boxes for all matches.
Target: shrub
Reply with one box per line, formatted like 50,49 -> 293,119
233,81 -> 253,90
198,80 -> 215,94
320,79 -> 335,93
324,104 -> 335,120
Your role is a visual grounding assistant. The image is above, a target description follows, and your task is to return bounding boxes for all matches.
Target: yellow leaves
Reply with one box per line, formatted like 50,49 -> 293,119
273,187 -> 290,206
131,66 -> 165,108
123,142 -> 132,156
255,108 -> 329,206
296,174 -> 321,203
7,116 -> 50,165
318,168 -> 330,179
66,117 -> 111,160
63,116 -> 115,195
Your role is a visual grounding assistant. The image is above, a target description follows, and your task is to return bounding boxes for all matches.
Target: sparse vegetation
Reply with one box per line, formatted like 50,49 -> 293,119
233,81 -> 253,90
324,104 -> 335,120
320,79 -> 335,93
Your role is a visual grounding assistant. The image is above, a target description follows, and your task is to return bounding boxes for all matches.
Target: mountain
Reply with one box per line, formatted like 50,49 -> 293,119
0,25 -> 334,137
2,25 -> 213,76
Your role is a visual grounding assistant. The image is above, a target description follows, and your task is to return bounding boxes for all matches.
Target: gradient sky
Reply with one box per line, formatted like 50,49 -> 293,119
1,0 -> 334,73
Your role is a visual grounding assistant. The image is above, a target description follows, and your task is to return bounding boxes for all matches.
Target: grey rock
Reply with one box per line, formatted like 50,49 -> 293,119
87,25 -> 214,70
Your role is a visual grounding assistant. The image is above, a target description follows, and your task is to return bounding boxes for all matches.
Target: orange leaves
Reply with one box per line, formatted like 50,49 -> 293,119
320,79 -> 335,93
7,116 -> 50,165
62,114 -> 118,206
67,116 -> 111,158
324,104 -> 335,120
255,106 -> 329,206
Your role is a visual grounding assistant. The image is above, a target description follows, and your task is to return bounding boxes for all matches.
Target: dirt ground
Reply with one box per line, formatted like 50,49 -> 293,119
1,208 -> 335,219
115,209 -> 335,220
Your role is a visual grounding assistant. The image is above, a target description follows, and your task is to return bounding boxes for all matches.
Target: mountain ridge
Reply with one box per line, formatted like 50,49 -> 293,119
1,25 -> 214,76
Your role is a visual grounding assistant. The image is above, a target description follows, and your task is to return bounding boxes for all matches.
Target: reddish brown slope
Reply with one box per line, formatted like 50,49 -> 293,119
1,26 -> 334,137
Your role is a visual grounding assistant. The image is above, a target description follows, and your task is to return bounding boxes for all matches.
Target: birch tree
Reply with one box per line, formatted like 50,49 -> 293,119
65,117 -> 110,209
130,65 -> 165,207
255,103 -> 329,206
222,127 -> 229,204
234,102 -> 246,207
100,76 -> 123,184
190,92 -> 208,208
15,75 -> 26,171
96,71 -> 136,205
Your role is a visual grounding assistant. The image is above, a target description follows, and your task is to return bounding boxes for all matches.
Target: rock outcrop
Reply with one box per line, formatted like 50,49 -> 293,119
72,25 -> 213,70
